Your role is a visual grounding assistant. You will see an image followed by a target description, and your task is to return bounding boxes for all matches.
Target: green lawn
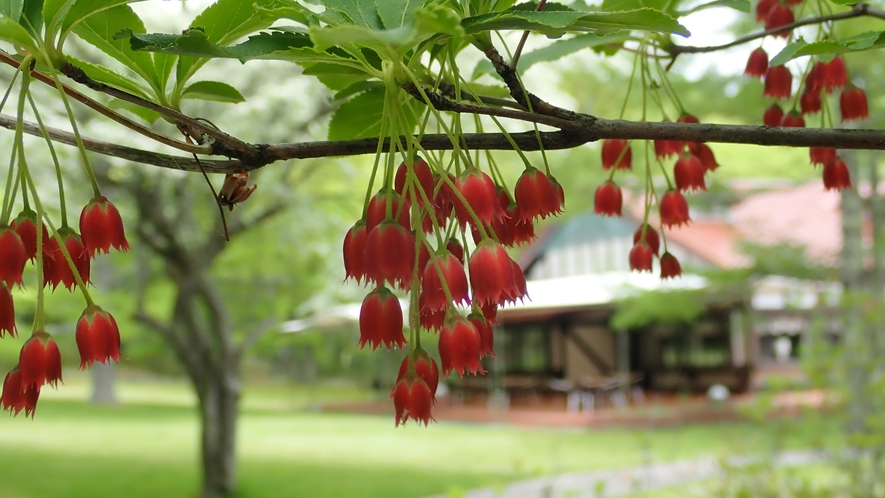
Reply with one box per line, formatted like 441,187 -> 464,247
0,376 -> 833,498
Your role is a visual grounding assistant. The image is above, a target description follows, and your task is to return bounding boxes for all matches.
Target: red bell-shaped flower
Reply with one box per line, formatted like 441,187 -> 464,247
342,220 -> 368,283
514,167 -> 561,221
394,158 -> 435,208
481,302 -> 498,325
800,89 -> 822,115
358,286 -> 405,351
468,241 -> 513,307
763,103 -> 785,127
764,65 -> 792,100
76,305 -> 122,369
634,224 -> 660,256
823,157 -> 852,191
822,56 -> 847,92
0,225 -> 27,287
391,352 -> 437,427
677,113 -> 700,124
674,153 -> 707,192
659,190 -> 691,227
453,168 -> 503,228
594,181 -> 623,217
805,63 -> 825,93
418,292 -> 446,332
10,210 -> 47,261
660,252 -> 682,279
765,3 -> 794,37
396,349 -> 440,399
43,229 -> 91,292
744,48 -> 768,78
1,367 -> 40,418
79,196 -> 130,257
468,312 -> 495,358
840,86 -> 869,122
756,0 -> 777,21
780,110 -> 805,128
366,190 -> 410,233
810,147 -> 836,167
364,221 -> 416,289
654,134 -> 682,160
688,143 -> 719,172
0,283 -> 16,338
438,316 -> 483,377
19,331 -> 62,390
629,243 -> 654,273
421,251 -> 470,311
601,139 -> 632,170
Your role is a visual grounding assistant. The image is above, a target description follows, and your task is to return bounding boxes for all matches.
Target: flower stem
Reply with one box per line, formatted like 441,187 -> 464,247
26,88 -> 67,224
48,71 -> 101,198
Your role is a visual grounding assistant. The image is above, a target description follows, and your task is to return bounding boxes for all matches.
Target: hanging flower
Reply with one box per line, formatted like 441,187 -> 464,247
76,306 -> 122,369
601,139 -> 632,170
79,196 -> 130,257
660,252 -> 683,279
593,181 -> 623,217
744,48 -> 769,78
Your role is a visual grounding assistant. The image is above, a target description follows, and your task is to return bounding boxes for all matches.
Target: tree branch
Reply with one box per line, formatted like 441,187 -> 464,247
7,111 -> 885,174
670,2 -> 885,56
402,83 -> 578,130
0,114 -> 241,172
0,50 -> 209,155
236,316 -> 277,360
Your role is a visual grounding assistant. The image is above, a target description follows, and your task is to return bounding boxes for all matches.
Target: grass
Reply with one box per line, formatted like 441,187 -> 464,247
0,375 -> 834,498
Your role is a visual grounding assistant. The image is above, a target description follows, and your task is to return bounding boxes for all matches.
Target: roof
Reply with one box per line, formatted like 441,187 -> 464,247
496,271 -> 708,322
731,182 -> 841,264
665,220 -> 752,269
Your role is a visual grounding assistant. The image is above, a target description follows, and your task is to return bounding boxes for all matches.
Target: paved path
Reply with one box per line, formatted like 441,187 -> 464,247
427,450 -> 828,498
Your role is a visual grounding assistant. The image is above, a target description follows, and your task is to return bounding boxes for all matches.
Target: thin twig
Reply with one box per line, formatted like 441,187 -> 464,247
0,50 -> 209,155
510,0 -> 548,69
671,2 -> 885,56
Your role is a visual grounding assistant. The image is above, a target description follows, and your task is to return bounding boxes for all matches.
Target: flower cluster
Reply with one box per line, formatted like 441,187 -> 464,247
0,197 -> 126,417
746,43 -> 867,190
594,114 -> 717,280
344,157 -> 562,425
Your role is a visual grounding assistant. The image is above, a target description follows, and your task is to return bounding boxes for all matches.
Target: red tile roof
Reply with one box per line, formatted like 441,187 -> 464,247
731,183 -> 841,264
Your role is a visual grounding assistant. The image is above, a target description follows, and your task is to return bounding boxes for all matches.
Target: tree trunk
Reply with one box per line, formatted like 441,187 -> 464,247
196,371 -> 241,498
90,361 -> 118,405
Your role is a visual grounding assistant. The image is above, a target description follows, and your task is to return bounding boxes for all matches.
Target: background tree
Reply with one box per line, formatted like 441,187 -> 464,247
2,0 -> 885,496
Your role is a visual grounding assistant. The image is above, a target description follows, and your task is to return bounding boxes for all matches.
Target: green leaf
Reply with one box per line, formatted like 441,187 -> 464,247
472,32 -> 634,77
181,80 -> 245,103
323,0 -> 383,29
123,28 -> 235,58
0,14 -> 39,51
20,0 -> 43,33
462,8 -> 690,38
828,0 -> 854,4
413,4 -> 465,38
332,79 -> 383,100
328,87 -> 418,140
600,0 -> 672,12
60,0 -> 145,37
254,0 -> 312,25
72,4 -> 156,87
107,98 -> 161,123
375,0 -> 420,29
309,23 -> 414,51
1,0 -> 23,21
66,56 -> 150,98
770,31 -> 885,65
677,0 -> 750,15
42,0 -> 70,33
175,0 -> 284,87
225,30 -> 314,61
